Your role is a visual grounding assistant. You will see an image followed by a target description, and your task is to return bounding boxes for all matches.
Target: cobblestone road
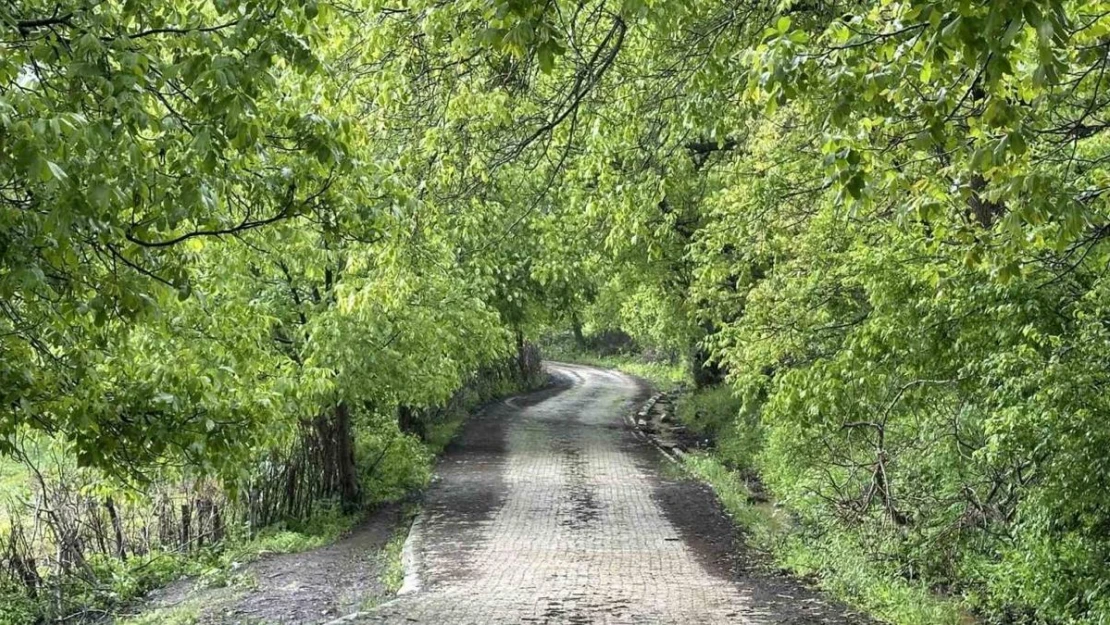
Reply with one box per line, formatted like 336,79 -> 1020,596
357,363 -> 867,625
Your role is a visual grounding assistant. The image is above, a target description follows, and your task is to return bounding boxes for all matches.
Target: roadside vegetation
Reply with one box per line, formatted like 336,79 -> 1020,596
0,357 -> 542,623
4,1 -> 1110,624
378,505 -> 419,598
562,340 -> 980,625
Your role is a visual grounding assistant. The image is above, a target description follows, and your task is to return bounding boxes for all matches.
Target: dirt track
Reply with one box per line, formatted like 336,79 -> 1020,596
135,505 -> 403,624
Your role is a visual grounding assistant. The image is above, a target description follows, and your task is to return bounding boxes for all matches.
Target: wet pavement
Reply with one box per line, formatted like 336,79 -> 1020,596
357,363 -> 872,625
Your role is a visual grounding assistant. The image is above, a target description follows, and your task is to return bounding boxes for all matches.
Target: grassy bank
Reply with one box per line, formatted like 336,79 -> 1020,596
378,504 -> 419,597
107,506 -> 359,625
681,452 -> 968,625
675,383 -> 972,625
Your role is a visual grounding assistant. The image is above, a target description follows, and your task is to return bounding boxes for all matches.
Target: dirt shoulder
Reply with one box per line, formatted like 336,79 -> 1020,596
126,504 -> 406,625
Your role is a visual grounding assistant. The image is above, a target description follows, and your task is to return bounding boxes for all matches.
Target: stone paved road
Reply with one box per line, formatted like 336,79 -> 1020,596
357,363 -> 870,625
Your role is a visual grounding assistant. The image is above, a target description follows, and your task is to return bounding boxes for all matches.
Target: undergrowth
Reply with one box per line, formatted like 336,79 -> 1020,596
0,363 -> 539,625
115,604 -> 200,625
675,387 -> 972,625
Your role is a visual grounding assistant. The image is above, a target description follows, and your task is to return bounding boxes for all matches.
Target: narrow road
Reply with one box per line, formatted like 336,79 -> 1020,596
359,363 -> 869,625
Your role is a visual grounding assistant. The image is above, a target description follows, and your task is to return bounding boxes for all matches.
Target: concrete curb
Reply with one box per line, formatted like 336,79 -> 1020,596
625,392 -> 681,464
397,508 -> 424,595
322,611 -> 366,625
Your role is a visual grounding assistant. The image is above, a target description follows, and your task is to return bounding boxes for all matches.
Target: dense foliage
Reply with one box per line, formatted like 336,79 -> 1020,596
1,1 -> 546,619
537,2 -> 1110,623
4,0 -> 1110,623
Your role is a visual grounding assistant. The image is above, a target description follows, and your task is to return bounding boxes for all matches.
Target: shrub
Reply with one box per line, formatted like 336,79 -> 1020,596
355,425 -> 432,505
0,578 -> 38,625
675,386 -> 763,472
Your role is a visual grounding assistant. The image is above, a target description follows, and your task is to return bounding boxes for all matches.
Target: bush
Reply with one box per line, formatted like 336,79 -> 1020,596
355,424 -> 432,505
0,578 -> 39,625
675,385 -> 739,437
675,386 -> 762,472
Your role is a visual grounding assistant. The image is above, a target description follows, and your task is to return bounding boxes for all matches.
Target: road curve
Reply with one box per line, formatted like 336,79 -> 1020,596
357,362 -> 867,625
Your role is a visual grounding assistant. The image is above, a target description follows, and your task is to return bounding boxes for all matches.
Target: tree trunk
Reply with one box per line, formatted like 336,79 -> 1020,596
180,503 -> 191,551
968,174 -> 1005,228
333,402 -> 361,511
158,497 -> 174,547
397,404 -> 426,440
571,313 -> 586,348
516,329 -> 528,381
212,503 -> 224,543
105,497 -> 126,561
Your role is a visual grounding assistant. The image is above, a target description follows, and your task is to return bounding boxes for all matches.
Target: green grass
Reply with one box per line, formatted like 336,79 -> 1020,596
379,505 -> 418,595
0,457 -> 27,495
678,410 -> 971,625
236,504 -> 359,558
674,385 -> 766,473
776,533 -> 971,625
0,438 -> 59,529
681,453 -> 786,547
